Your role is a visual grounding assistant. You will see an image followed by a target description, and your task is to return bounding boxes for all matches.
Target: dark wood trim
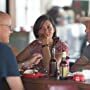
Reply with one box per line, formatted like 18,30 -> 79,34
6,0 -> 9,14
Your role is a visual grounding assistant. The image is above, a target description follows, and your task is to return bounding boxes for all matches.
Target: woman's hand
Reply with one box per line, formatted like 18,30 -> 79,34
29,53 -> 43,66
19,53 -> 43,71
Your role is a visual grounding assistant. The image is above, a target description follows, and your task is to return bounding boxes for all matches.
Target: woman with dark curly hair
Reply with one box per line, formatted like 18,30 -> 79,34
17,14 -> 68,72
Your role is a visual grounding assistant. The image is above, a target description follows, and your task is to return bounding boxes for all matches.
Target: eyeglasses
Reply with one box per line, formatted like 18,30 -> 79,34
0,24 -> 13,31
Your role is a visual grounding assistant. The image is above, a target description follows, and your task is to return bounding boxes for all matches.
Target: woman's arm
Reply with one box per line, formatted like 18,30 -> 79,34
16,46 -> 31,63
16,40 -> 39,63
42,45 -> 51,70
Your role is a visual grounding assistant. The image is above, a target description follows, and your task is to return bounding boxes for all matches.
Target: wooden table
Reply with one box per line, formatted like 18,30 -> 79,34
22,77 -> 90,90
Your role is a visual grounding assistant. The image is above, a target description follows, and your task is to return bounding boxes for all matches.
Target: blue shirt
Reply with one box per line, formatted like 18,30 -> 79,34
0,43 -> 20,90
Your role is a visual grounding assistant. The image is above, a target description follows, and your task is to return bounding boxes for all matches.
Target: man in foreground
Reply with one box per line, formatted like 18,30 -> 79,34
0,11 -> 24,90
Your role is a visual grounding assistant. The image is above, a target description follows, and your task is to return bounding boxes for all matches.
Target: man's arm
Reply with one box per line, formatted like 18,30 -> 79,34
71,55 -> 90,72
6,76 -> 24,90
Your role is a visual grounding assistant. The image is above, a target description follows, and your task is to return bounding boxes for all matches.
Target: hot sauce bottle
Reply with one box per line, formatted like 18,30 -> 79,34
59,51 -> 69,80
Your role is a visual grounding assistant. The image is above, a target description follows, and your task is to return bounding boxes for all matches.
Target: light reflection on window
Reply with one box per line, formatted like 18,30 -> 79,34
52,0 -> 73,7
0,0 -> 6,12
16,0 -> 40,31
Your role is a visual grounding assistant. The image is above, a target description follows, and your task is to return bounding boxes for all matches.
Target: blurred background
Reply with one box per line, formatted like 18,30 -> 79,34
0,0 -> 90,63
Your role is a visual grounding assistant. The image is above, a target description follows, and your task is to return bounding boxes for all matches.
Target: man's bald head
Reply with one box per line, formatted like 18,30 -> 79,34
0,11 -> 12,43
0,11 -> 11,26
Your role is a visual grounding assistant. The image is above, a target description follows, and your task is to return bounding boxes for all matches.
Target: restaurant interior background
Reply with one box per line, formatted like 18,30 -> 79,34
0,0 -> 90,63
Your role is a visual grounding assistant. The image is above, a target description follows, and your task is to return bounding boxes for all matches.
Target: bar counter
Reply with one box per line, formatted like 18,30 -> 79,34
22,76 -> 90,90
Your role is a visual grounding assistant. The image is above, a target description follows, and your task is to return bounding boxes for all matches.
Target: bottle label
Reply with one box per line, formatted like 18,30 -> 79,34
59,66 -> 69,78
49,62 -> 57,77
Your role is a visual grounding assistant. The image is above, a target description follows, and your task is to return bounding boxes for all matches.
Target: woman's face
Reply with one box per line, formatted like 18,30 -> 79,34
38,20 -> 55,39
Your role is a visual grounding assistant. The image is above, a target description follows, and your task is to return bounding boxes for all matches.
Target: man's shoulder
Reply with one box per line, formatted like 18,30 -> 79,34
0,42 -> 9,48
82,44 -> 90,60
0,42 -> 12,54
85,44 -> 90,51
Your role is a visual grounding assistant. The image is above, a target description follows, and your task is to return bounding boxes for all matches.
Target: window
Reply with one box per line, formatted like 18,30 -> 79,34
16,0 -> 40,31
